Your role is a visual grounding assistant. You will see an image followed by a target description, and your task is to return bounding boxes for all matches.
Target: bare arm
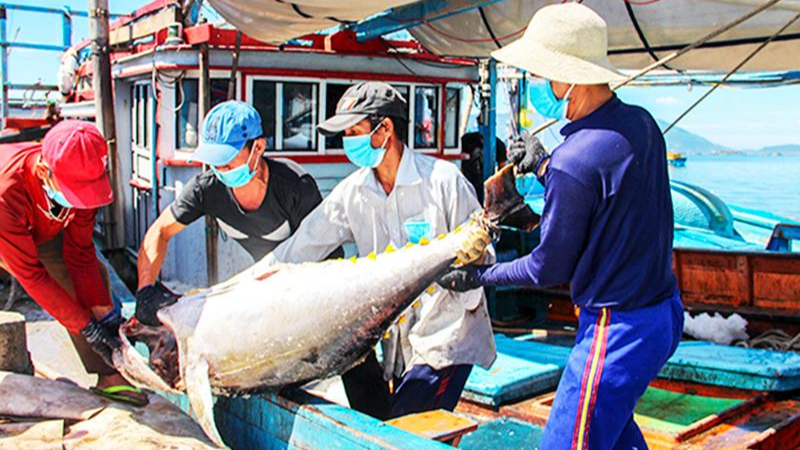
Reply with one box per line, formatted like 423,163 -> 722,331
137,207 -> 187,289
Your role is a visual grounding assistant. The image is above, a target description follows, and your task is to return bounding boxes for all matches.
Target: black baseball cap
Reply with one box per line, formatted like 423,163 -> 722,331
318,82 -> 408,136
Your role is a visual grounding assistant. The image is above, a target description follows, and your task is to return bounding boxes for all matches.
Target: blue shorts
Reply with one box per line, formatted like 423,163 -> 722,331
390,364 -> 473,419
541,291 -> 684,450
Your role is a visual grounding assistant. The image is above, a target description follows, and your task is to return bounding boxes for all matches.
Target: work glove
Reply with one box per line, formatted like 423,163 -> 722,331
98,307 -> 125,335
455,226 -> 493,266
437,265 -> 483,293
507,132 -> 549,179
135,284 -> 179,327
80,318 -> 122,367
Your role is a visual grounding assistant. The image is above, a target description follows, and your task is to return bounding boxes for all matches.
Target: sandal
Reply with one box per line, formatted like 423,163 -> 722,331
90,385 -> 149,407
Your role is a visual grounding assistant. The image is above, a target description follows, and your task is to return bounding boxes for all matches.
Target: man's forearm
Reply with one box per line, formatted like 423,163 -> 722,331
137,232 -> 170,289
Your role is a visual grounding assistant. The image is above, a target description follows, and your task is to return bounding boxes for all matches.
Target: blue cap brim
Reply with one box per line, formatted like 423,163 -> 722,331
188,141 -> 244,166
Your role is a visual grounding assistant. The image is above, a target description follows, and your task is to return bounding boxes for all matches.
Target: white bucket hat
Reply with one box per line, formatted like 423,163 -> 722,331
491,3 -> 625,85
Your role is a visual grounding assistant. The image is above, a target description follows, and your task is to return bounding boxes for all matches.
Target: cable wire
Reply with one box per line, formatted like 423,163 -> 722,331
423,18 -> 526,43
663,11 -> 800,135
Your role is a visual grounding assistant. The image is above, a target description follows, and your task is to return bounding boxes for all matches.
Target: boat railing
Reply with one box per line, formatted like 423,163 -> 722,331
767,224 -> 800,252
0,2 -> 125,127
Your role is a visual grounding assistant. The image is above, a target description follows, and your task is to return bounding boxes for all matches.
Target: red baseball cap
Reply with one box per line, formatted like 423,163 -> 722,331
42,120 -> 113,209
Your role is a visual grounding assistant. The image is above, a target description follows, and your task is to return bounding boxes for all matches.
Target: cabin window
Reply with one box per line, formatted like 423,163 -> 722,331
248,79 -> 319,152
324,82 -> 354,150
445,88 -> 460,149
413,86 -> 438,150
251,80 -> 278,149
175,79 -> 229,150
281,82 -> 317,151
131,84 -> 153,184
392,85 -> 411,144
323,83 -> 410,150
130,82 -> 156,251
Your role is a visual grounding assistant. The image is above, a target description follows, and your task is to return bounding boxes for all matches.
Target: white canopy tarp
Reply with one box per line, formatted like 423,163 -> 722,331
407,0 -> 800,71
206,0 -> 417,44
204,0 -> 800,71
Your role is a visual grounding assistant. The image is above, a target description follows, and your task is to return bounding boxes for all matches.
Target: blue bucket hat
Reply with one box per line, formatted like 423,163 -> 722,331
190,100 -> 263,166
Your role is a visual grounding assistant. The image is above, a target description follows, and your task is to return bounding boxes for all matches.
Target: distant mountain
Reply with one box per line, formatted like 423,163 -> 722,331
655,119 -> 730,154
750,144 -> 800,153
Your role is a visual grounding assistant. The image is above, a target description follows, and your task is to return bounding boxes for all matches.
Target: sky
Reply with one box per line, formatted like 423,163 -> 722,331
7,0 -> 800,150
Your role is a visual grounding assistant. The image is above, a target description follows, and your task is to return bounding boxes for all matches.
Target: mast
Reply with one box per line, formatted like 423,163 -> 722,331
89,0 -> 124,250
199,43 -> 219,286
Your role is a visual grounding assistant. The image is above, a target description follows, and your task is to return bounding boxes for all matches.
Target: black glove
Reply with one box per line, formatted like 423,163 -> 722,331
507,131 -> 549,177
437,265 -> 483,293
98,308 -> 125,335
80,319 -> 122,367
135,284 -> 179,327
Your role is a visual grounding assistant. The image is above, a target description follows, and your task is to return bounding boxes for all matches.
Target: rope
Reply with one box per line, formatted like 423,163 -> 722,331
526,0 -> 786,138
423,19 -> 526,43
477,6 -> 503,49
663,11 -> 800,135
736,329 -> 800,352
623,1 -> 678,71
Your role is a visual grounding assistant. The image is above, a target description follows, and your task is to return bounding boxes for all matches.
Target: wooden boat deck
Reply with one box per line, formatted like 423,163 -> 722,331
102,244 -> 800,449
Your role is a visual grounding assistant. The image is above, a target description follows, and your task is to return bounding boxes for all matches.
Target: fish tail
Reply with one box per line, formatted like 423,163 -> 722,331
482,164 -> 540,232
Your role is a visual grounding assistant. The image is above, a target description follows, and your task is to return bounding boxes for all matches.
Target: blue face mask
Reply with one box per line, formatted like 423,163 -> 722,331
342,124 -> 389,168
43,183 -> 73,209
529,80 -> 575,120
211,149 -> 257,188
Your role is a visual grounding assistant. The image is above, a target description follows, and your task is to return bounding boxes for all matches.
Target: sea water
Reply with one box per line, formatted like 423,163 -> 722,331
667,154 -> 800,221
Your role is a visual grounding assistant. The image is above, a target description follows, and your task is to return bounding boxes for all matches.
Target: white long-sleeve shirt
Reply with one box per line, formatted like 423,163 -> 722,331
260,148 -> 496,379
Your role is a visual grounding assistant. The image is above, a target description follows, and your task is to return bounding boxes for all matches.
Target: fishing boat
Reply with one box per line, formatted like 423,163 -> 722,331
3,0 -> 800,448
667,151 -> 688,167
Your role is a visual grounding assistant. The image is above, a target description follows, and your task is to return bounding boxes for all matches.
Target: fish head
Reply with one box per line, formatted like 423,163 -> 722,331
112,318 -> 182,395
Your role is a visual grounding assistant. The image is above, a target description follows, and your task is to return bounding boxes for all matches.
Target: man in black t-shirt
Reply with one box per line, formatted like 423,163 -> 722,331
134,101 -> 340,325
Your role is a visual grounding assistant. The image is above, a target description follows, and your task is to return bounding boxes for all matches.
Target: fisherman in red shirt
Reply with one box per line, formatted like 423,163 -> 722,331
0,120 -> 146,406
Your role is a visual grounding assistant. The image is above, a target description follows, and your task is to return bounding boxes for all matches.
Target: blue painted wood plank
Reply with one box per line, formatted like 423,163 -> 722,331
459,417 -> 544,450
463,335 -> 571,406
660,341 -> 800,392
215,390 -> 455,450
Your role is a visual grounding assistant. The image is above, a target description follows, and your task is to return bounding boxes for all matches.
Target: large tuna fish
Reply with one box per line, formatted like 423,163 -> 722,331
111,165 -> 538,447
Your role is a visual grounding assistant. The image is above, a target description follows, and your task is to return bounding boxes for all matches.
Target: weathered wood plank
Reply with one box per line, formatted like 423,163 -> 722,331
660,341 -> 800,392
0,419 -> 63,450
0,311 -> 32,374
211,390 -> 455,450
109,7 -> 179,46
0,371 -> 108,421
462,336 -> 570,407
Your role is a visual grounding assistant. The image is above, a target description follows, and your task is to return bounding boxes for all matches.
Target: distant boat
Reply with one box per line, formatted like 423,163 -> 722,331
667,151 -> 687,167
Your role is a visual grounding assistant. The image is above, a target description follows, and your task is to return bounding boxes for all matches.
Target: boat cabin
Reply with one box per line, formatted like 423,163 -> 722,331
61,24 -> 478,287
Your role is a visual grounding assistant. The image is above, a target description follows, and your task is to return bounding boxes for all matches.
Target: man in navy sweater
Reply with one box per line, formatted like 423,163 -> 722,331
439,4 -> 683,450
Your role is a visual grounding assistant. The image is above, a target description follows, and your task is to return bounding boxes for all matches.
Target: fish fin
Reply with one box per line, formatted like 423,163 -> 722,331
385,244 -> 396,253
185,353 -> 225,448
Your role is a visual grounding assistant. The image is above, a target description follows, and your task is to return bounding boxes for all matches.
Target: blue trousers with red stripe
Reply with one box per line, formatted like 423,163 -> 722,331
540,290 -> 684,450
